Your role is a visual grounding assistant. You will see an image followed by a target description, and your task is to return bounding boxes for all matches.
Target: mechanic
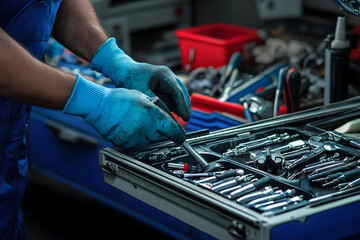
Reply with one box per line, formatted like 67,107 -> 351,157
0,0 -> 191,239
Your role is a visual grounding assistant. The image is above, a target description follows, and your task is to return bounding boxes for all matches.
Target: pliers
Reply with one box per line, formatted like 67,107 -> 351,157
273,67 -> 301,116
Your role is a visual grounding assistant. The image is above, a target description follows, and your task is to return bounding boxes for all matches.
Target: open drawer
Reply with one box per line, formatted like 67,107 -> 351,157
100,97 -> 360,240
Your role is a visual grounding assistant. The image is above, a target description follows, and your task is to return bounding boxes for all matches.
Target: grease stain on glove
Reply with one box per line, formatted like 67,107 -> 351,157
90,38 -> 191,122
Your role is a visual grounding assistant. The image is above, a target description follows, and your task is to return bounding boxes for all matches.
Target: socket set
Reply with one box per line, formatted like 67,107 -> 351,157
126,125 -> 360,215
161,161 -> 312,214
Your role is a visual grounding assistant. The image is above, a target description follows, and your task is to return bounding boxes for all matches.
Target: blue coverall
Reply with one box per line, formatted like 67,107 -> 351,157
0,0 -> 62,238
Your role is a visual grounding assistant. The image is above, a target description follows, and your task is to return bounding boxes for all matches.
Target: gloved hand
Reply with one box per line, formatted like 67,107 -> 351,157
90,38 -> 191,121
63,75 -> 186,149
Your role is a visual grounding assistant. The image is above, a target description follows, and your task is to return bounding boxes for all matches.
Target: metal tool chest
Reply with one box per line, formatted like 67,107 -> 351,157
100,97 -> 360,240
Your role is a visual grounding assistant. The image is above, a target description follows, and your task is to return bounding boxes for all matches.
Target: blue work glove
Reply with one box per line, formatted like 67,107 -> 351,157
63,75 -> 186,149
90,38 -> 191,121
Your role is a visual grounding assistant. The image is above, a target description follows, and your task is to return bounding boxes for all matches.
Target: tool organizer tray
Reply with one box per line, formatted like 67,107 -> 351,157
100,97 -> 360,240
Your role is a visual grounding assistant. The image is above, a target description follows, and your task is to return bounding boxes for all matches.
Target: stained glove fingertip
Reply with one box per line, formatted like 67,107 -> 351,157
157,118 -> 186,144
170,122 -> 186,144
181,107 -> 191,122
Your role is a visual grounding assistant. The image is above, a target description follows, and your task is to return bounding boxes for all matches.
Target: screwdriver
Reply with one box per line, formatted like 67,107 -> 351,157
309,160 -> 360,181
340,177 -> 360,191
212,52 -> 242,96
151,97 -> 222,172
323,167 -> 360,187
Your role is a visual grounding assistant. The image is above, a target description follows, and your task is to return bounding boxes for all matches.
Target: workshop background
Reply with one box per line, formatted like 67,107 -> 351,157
23,0 -> 360,239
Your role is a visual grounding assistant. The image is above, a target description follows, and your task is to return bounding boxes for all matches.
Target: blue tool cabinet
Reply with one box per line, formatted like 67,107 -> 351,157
28,105 -> 215,240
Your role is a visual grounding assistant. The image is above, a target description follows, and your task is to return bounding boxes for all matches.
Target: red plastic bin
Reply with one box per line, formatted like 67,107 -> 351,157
175,23 -> 263,70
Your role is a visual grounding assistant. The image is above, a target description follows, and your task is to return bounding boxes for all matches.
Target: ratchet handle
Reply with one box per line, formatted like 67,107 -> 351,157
151,97 -> 211,169
284,69 -> 301,113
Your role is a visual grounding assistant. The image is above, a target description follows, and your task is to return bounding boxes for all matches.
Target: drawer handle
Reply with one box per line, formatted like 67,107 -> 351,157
228,220 -> 246,239
46,120 -> 98,147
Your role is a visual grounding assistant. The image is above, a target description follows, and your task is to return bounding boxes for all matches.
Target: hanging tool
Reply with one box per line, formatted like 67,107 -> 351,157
226,61 -> 286,104
273,67 -> 301,116
211,52 -> 242,97
273,67 -> 289,117
151,97 -> 222,172
283,68 -> 301,113
218,69 -> 239,102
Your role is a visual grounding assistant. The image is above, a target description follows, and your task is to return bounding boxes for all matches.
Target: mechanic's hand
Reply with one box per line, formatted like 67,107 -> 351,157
63,75 -> 186,149
90,38 -> 191,121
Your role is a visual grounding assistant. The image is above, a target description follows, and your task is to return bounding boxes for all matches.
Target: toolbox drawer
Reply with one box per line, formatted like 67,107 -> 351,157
100,97 -> 360,240
28,106 -> 208,240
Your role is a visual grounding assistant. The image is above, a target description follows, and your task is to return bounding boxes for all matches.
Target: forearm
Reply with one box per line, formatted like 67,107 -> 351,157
52,0 -> 109,62
0,28 -> 76,109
